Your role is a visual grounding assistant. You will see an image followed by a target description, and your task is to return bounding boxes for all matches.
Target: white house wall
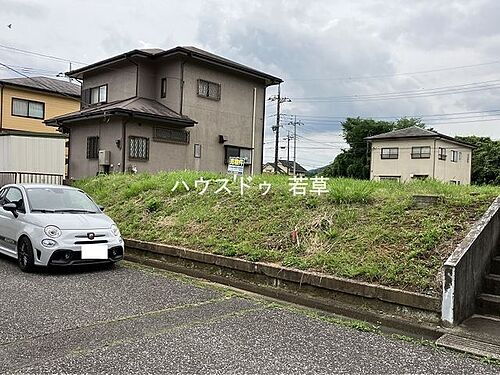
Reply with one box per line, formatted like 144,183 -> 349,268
370,138 -> 472,185
0,135 -> 65,175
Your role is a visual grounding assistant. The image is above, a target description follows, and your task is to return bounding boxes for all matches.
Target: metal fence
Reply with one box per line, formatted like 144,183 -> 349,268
0,172 -> 64,188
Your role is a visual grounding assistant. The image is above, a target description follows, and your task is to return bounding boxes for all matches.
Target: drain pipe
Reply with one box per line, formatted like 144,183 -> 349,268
0,84 -> 3,130
251,88 -> 257,175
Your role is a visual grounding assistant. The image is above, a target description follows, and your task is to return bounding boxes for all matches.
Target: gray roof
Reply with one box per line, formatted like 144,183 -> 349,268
45,97 -> 195,126
264,160 -> 308,174
364,126 -> 474,148
0,76 -> 81,98
279,159 -> 308,173
67,46 -> 282,85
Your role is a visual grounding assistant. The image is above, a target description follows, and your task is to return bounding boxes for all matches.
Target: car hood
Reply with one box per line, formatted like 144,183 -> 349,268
28,213 -> 114,230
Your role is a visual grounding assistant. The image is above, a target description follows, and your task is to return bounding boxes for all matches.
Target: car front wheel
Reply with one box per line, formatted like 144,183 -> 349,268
17,237 -> 35,273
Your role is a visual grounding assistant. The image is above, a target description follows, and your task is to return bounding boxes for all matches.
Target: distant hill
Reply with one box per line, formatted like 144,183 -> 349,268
306,166 -> 327,176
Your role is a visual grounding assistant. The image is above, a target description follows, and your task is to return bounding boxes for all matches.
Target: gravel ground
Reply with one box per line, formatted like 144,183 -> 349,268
0,254 -> 497,375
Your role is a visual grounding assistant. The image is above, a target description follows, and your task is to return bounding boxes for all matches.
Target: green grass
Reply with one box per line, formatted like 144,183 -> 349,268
75,171 -> 500,295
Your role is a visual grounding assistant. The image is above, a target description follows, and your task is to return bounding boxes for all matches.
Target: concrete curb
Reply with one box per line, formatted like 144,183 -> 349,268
124,238 -> 440,313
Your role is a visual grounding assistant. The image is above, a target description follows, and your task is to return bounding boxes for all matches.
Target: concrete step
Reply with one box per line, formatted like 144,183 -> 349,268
457,314 -> 500,346
484,274 -> 500,295
476,293 -> 500,317
491,256 -> 500,275
436,333 -> 500,360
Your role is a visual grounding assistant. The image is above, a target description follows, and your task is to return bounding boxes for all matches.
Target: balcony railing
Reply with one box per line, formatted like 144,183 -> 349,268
0,172 -> 64,188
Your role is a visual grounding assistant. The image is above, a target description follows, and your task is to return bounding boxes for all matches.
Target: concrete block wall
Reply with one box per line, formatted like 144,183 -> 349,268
442,197 -> 500,325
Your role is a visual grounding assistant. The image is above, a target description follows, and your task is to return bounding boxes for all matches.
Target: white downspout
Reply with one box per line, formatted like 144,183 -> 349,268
251,88 -> 257,175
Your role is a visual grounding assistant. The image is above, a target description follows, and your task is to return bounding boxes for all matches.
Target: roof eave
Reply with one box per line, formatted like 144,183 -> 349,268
161,47 -> 283,85
0,81 -> 81,99
45,109 -> 196,127
66,49 -> 154,78
67,47 -> 283,85
364,134 -> 475,148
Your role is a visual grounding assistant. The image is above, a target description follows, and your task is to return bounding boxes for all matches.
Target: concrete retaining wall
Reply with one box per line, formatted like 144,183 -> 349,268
442,197 -> 500,326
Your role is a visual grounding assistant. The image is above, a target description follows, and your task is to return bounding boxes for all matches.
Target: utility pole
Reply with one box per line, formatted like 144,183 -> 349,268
288,115 -> 303,176
268,84 -> 291,174
283,131 -> 293,175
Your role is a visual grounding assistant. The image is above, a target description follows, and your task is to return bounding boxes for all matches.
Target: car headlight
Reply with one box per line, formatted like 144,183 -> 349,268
111,224 -> 120,237
44,225 -> 62,238
41,239 -> 57,248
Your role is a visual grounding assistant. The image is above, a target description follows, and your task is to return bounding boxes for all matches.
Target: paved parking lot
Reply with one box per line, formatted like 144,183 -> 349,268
0,255 -> 498,374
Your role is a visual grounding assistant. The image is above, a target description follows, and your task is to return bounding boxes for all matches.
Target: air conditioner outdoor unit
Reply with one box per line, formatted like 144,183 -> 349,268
99,150 -> 111,166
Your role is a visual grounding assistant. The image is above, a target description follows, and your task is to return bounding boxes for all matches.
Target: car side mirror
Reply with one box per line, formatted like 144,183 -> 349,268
3,203 -> 18,218
98,205 -> 105,212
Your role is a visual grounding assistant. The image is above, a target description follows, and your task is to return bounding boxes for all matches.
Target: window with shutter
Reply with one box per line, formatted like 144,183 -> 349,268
86,137 -> 99,159
197,79 -> 220,100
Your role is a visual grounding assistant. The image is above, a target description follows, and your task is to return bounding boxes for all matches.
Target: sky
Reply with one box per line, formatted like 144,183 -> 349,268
1,0 -> 500,170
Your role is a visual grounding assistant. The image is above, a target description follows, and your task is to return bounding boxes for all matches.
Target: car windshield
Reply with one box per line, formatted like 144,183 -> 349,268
26,187 -> 99,213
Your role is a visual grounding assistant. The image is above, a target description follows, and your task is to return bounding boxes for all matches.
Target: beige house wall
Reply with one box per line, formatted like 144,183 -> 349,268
369,138 -> 472,184
1,86 -> 79,133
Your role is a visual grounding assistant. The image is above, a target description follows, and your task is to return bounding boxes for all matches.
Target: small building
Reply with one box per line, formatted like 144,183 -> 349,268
263,159 -> 308,176
45,47 -> 282,179
365,126 -> 473,185
0,76 -> 81,184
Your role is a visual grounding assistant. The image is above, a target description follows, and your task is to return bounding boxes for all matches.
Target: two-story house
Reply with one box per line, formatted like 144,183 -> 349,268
0,77 -> 80,184
365,127 -> 474,184
45,46 -> 282,179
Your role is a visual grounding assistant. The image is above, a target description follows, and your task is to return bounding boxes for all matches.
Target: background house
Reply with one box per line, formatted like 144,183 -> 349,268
46,47 -> 282,179
365,126 -> 474,184
0,77 -> 81,185
263,159 -> 308,176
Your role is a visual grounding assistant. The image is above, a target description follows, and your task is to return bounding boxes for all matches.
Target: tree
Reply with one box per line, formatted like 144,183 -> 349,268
456,136 -> 500,185
322,117 -> 424,179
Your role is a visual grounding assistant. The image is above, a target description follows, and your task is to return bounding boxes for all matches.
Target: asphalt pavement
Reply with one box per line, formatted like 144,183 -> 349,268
0,254 -> 498,374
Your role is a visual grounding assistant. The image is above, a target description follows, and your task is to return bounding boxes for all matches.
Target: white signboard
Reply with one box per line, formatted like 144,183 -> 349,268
227,157 -> 245,175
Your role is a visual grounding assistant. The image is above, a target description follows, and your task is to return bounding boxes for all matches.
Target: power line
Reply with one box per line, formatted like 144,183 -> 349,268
291,80 -> 500,103
0,43 -> 87,65
0,61 -> 86,106
283,108 -> 500,120
284,59 -> 500,82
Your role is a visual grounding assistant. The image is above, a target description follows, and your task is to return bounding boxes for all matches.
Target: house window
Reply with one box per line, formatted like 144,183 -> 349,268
160,78 -> 167,98
153,127 -> 189,144
224,146 -> 252,165
12,98 -> 45,119
411,146 -> 431,159
451,150 -> 459,162
450,180 -> 461,185
129,136 -> 149,160
89,84 -> 107,104
438,147 -> 447,160
380,148 -> 399,159
197,79 -> 221,100
86,136 -> 99,159
379,176 -> 400,182
412,174 -> 429,180
194,144 -> 202,158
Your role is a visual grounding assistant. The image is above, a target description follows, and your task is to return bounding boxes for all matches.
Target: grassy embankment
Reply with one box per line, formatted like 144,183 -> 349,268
75,172 -> 500,295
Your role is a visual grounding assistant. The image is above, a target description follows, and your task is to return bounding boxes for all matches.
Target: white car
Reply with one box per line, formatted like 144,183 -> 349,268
0,184 -> 124,272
